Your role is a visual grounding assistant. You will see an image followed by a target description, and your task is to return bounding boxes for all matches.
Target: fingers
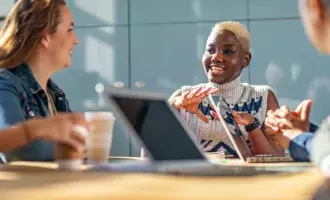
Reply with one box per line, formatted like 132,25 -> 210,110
182,90 -> 203,104
267,109 -> 275,117
209,88 -> 220,95
194,108 -> 209,123
231,110 -> 241,122
189,87 -> 204,98
62,127 -> 87,153
295,100 -> 306,115
192,88 -> 209,98
71,130 -> 87,146
266,123 -> 280,132
265,113 -> 281,131
72,125 -> 88,139
179,87 -> 220,111
68,113 -> 86,124
265,113 -> 293,130
189,87 -> 210,98
194,86 -> 208,97
266,105 -> 297,129
54,113 -> 88,152
232,110 -> 246,119
300,99 -> 312,121
182,91 -> 190,100
232,110 -> 257,126
64,135 -> 86,153
266,100 -> 312,133
276,105 -> 293,119
210,110 -> 219,120
294,99 -> 312,120
273,106 -> 294,128
67,113 -> 89,129
232,110 -> 238,117
187,86 -> 219,99
277,118 -> 294,129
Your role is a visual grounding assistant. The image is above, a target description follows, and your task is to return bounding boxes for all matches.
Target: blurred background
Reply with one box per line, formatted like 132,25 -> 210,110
2,0 -> 330,157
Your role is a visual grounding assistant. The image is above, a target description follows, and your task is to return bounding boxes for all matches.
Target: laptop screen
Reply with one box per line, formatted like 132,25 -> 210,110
112,95 -> 204,161
208,95 -> 254,160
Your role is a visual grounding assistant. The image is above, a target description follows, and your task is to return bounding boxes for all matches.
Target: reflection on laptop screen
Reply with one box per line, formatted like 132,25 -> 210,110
112,96 -> 204,161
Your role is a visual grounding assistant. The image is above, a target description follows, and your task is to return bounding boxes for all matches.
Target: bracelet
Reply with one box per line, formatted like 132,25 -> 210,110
22,122 -> 32,142
245,118 -> 261,132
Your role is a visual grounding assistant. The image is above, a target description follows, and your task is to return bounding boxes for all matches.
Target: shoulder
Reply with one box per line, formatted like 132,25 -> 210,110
240,83 -> 277,99
239,83 -> 279,120
240,83 -> 271,93
241,83 -> 279,108
181,83 -> 209,93
0,68 -> 16,79
239,83 -> 272,103
0,66 -> 31,99
0,69 -> 21,91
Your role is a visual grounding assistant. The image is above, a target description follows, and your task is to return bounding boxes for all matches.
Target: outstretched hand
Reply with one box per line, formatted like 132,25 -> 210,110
210,109 -> 255,126
264,99 -> 313,148
173,86 -> 219,123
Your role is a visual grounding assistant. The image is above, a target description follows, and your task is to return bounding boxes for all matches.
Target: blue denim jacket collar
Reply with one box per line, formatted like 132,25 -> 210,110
9,62 -> 65,97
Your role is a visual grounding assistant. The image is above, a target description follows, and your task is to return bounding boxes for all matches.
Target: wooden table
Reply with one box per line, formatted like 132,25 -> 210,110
0,158 -> 326,200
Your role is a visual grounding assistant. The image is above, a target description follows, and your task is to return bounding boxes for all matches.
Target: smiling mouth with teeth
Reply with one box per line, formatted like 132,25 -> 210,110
209,64 -> 225,76
69,50 -> 73,56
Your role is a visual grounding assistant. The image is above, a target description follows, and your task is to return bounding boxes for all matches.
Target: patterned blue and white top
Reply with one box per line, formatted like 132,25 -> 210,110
180,76 -> 270,157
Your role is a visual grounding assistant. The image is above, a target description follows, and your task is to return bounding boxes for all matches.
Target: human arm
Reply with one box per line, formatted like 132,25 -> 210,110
0,113 -> 88,153
168,86 -> 219,123
230,90 -> 284,155
265,100 -> 313,161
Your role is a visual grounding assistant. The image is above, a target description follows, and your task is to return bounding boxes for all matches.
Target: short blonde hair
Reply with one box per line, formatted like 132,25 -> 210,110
211,21 -> 250,52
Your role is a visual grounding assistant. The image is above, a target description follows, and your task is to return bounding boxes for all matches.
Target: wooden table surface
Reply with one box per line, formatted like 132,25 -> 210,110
0,157 -> 326,200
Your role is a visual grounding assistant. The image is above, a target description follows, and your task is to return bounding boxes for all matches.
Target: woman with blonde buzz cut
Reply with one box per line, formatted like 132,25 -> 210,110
169,21 -> 283,157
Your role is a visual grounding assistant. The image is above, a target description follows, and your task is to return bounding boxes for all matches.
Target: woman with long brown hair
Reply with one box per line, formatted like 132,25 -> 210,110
0,0 -> 79,161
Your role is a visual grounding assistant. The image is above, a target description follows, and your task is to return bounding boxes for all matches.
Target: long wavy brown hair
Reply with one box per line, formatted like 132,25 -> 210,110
0,0 -> 67,68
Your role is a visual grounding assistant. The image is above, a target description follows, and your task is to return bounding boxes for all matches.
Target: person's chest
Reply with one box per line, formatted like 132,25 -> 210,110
19,85 -> 70,119
180,97 -> 265,140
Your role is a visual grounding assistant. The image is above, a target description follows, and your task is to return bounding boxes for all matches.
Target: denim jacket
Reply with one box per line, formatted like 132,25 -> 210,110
288,123 -> 319,162
0,63 -> 71,161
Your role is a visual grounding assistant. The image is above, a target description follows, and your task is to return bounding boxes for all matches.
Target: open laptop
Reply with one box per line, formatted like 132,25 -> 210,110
207,95 -> 294,163
98,89 -> 308,176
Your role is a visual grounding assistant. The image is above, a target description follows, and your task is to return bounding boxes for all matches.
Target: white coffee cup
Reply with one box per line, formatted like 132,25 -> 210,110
85,112 -> 115,165
56,125 -> 88,171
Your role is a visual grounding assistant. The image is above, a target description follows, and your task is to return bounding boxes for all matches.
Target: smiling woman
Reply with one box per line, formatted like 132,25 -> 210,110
168,21 -> 283,157
0,0 -> 79,161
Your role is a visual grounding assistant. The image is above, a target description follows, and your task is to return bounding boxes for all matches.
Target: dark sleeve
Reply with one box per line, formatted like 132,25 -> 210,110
288,122 -> 321,162
288,132 -> 314,162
